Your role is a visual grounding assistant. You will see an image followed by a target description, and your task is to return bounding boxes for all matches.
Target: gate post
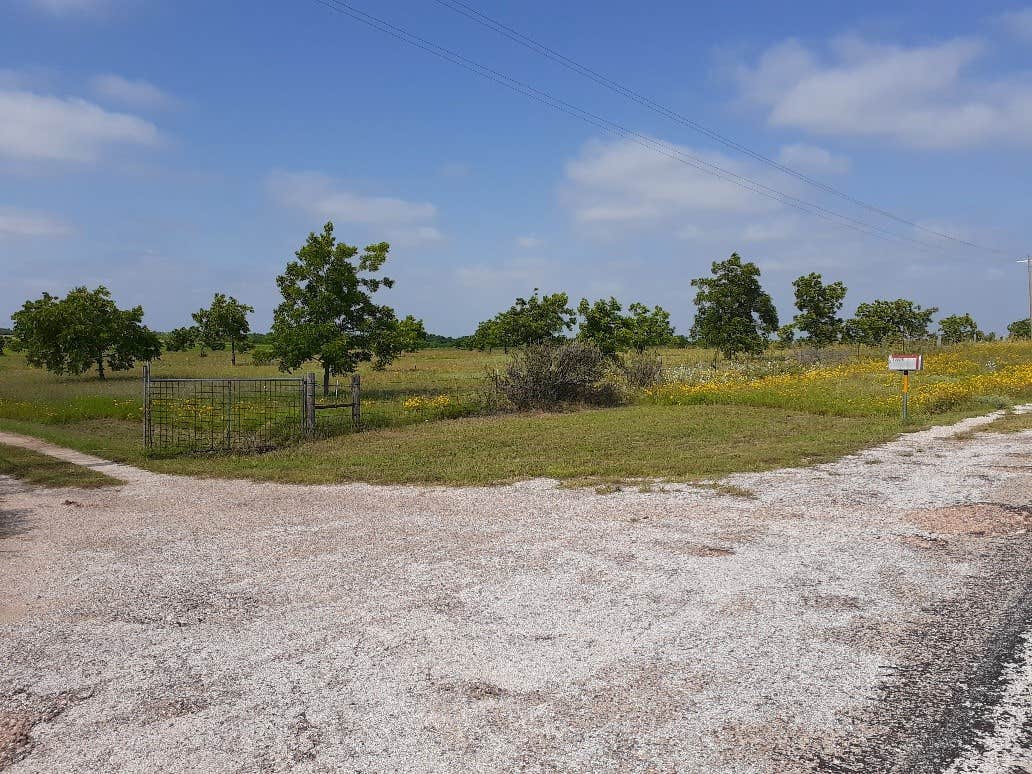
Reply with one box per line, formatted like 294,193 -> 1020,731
142,362 -> 151,451
351,374 -> 361,429
304,373 -> 316,437
225,379 -> 234,450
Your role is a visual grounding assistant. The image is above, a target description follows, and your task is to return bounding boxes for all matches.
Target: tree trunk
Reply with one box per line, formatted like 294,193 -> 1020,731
231,340 -> 236,366
323,365 -> 330,397
97,358 -> 105,380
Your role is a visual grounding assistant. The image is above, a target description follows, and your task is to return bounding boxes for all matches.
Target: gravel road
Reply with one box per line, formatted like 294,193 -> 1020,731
1,410 -> 1030,773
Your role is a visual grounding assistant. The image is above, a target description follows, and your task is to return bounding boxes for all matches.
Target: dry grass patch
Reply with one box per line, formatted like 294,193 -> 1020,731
905,502 -> 1032,536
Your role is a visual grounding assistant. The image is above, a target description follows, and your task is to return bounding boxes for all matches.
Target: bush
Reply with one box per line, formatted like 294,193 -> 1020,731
488,341 -> 617,410
621,350 -> 664,390
250,347 -> 275,366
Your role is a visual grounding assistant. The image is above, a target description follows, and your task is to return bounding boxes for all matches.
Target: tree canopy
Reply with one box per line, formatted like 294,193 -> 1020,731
847,299 -> 938,348
690,253 -> 778,359
471,290 -> 575,350
576,297 -> 674,355
270,222 -> 417,394
192,293 -> 254,365
12,286 -> 161,379
163,326 -> 198,352
792,273 -> 846,350
1008,318 -> 1031,339
938,313 -> 983,345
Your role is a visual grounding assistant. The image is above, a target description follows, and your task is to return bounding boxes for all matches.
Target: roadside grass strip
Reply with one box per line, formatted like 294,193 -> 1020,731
0,443 -> 120,489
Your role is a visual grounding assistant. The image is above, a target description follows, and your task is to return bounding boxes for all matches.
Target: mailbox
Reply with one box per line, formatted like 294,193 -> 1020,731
888,354 -> 923,372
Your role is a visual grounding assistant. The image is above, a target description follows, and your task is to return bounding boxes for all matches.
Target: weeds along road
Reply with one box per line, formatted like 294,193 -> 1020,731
0,411 -> 1030,773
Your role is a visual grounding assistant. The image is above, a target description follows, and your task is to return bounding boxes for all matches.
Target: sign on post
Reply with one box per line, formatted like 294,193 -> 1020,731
887,353 -> 922,421
888,354 -> 923,372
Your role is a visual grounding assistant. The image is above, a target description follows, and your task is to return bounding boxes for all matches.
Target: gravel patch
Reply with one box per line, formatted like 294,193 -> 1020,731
0,410 -> 1030,772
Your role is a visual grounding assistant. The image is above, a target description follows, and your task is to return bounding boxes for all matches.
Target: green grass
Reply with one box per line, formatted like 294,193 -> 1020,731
0,342 -> 1028,487
0,404 -> 973,486
972,410 -> 1032,434
0,442 -> 120,488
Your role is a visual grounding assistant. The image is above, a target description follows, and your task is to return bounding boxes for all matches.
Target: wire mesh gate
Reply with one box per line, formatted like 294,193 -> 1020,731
143,365 -> 307,454
143,365 -> 361,454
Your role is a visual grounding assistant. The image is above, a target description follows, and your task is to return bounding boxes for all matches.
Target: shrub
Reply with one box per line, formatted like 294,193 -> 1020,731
621,350 -> 664,390
488,341 -> 616,410
250,347 -> 275,366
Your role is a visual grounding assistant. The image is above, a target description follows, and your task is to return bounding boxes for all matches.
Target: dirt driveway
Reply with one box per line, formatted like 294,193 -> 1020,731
1,412 -> 1031,773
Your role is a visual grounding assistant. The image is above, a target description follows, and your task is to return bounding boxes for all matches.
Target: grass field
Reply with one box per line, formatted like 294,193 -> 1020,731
0,341 -> 1029,485
961,408 -> 1032,435
0,443 -> 120,489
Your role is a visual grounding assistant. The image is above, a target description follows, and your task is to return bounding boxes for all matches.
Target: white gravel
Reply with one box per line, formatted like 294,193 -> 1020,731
1,409 -> 1030,772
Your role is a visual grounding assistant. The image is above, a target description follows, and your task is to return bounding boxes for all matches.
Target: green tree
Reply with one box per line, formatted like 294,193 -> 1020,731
938,313 -> 983,345
1007,318 -> 1031,339
775,323 -> 797,349
848,299 -> 938,349
164,326 -> 199,352
472,290 -> 575,351
391,314 -> 429,351
12,286 -> 161,379
576,297 -> 625,356
192,293 -> 254,365
270,222 -> 403,395
576,298 -> 675,355
690,253 -> 779,360
623,303 -> 675,353
792,273 -> 846,351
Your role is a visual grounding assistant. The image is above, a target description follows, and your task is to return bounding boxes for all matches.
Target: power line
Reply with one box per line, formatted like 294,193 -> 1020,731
310,0 -> 970,251
430,0 -> 1007,255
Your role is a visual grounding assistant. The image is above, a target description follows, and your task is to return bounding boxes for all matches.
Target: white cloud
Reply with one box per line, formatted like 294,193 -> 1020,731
25,0 -> 109,16
736,36 -> 1032,148
268,170 -> 443,244
777,143 -> 850,174
561,137 -> 778,232
741,218 -> 801,242
0,89 -> 158,162
516,235 -> 542,248
90,74 -> 178,110
996,8 -> 1032,42
0,208 -> 72,238
411,225 -> 444,243
0,68 -> 51,90
455,257 -> 552,290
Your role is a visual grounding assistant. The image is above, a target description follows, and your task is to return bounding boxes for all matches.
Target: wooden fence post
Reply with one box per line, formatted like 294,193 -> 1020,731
142,362 -> 151,451
305,373 -> 316,437
351,373 -> 361,429
224,379 -> 234,450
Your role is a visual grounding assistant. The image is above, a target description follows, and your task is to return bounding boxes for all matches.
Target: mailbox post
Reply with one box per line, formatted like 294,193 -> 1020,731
888,354 -> 923,421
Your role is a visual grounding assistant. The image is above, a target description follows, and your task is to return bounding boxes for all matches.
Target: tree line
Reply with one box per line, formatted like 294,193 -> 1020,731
9,223 -> 427,393
469,253 -> 1026,360
6,231 -> 1031,384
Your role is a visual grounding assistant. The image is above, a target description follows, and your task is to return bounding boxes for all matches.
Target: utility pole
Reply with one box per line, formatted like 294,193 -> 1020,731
1023,257 -> 1032,338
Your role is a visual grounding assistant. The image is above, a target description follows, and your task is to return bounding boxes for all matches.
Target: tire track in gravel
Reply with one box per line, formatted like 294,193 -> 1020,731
808,535 -> 1032,773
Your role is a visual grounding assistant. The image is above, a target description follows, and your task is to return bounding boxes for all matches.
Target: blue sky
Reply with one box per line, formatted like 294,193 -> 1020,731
2,0 -> 1030,335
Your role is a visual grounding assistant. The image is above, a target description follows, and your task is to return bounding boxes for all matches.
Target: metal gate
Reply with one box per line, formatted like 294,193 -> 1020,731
143,364 -> 310,454
143,366 -> 362,455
